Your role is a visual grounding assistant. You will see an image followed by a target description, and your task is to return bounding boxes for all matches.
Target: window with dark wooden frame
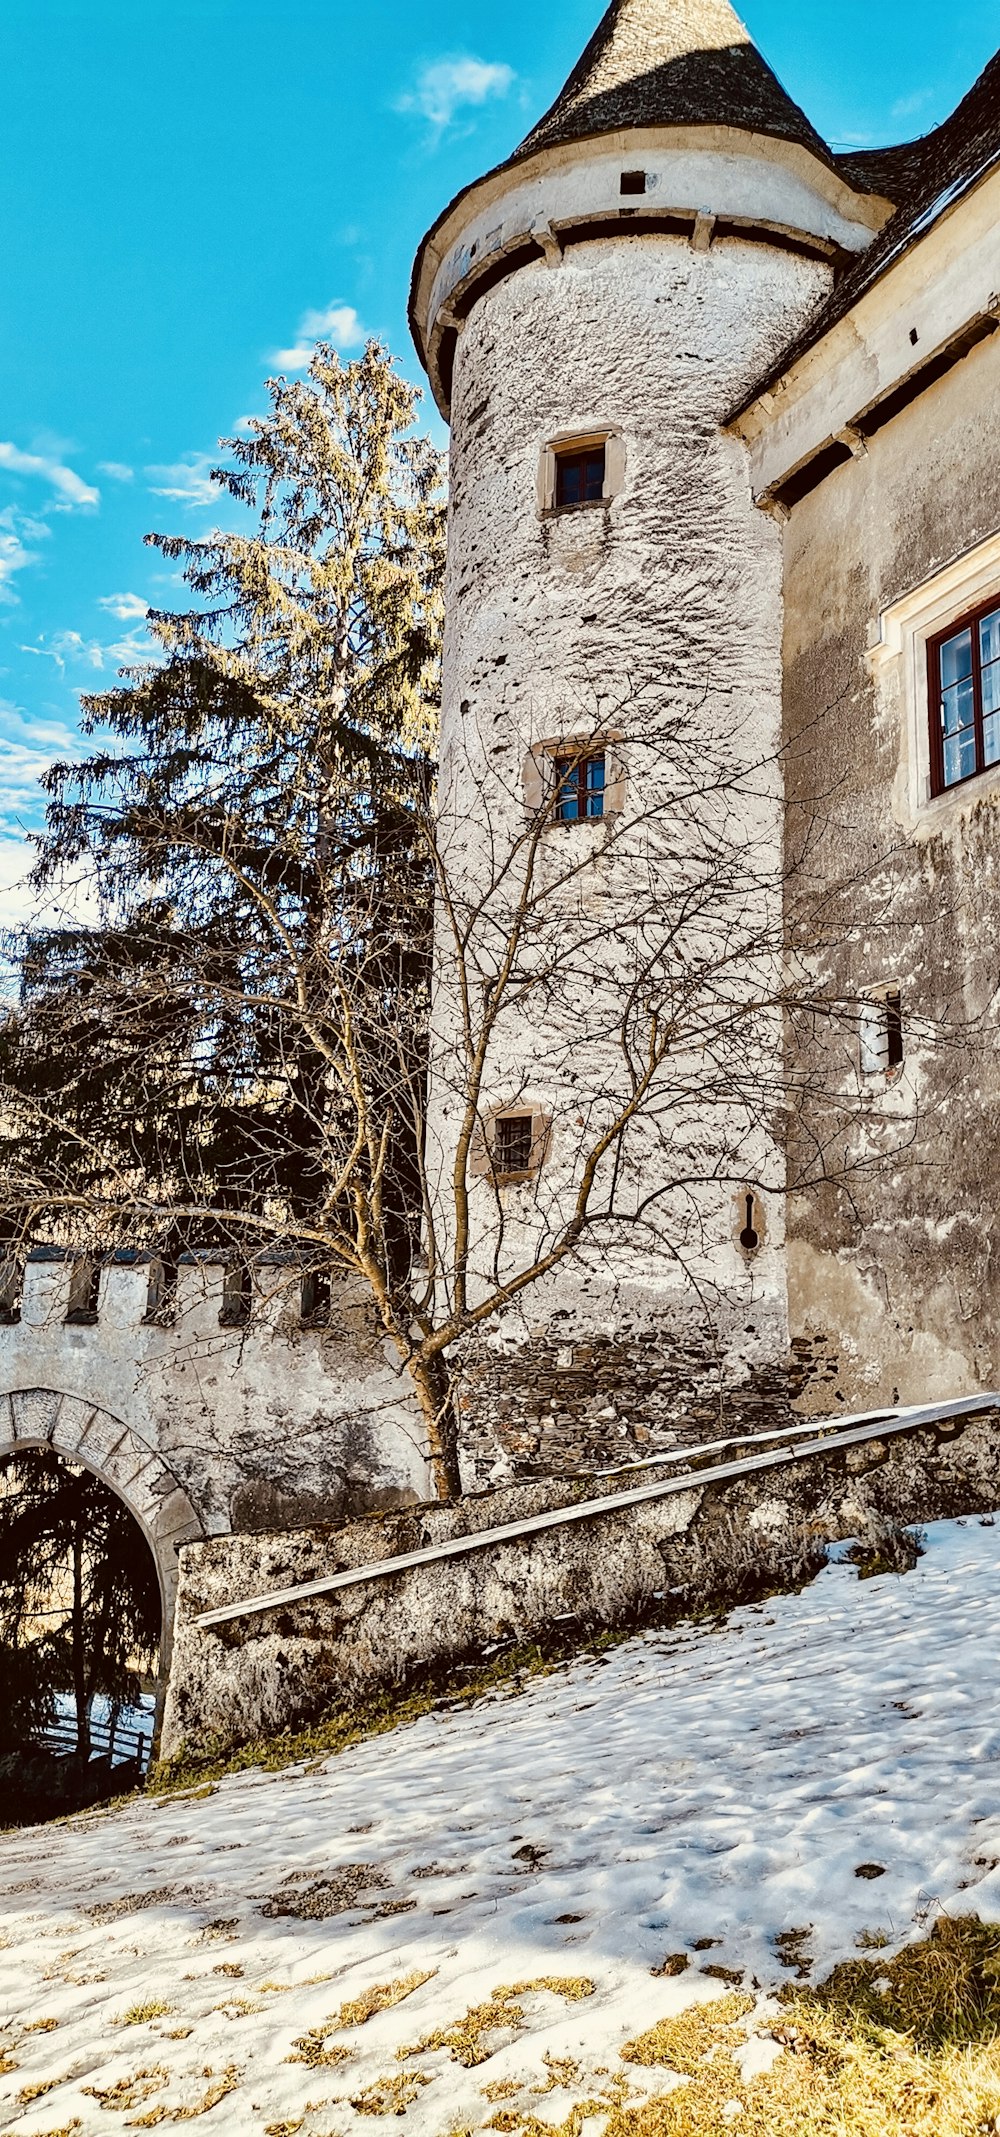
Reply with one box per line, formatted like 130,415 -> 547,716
928,593 -> 1000,792
553,749 -> 606,821
494,1115 -> 534,1177
554,442 -> 606,508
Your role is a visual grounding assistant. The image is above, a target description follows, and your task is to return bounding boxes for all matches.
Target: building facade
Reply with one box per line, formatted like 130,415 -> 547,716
6,0 -> 1000,1650
410,0 -> 1000,1477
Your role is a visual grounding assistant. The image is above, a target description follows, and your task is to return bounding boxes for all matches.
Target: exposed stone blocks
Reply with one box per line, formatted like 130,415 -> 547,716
10,1388 -> 63,1442
163,1405 -> 1000,1758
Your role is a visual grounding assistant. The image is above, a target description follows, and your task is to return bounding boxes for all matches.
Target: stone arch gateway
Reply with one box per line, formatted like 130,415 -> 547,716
0,1386 -> 204,1684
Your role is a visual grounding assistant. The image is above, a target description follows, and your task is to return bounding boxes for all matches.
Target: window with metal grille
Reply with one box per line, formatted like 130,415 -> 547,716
553,750 -> 606,821
554,442 -> 606,508
929,594 -> 1000,792
495,1115 -> 533,1176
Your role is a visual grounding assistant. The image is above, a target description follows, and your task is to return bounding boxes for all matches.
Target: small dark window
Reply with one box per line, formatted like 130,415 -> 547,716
66,1258 -> 100,1325
929,594 -> 1000,792
495,1115 -> 533,1177
553,750 -> 606,821
301,1268 -> 331,1325
555,443 -> 606,509
220,1262 -> 252,1326
739,1193 -> 761,1253
885,990 -> 904,1069
620,170 -> 646,195
860,990 -> 904,1076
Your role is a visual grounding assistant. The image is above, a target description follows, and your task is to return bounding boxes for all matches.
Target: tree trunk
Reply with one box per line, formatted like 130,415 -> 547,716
408,1350 -> 461,1501
70,1509 -> 90,1761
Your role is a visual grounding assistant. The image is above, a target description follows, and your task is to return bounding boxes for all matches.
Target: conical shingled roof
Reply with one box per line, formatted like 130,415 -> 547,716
516,0 -> 830,167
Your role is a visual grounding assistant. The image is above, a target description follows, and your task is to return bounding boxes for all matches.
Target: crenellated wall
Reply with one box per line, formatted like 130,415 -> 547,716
0,1251 -> 432,1684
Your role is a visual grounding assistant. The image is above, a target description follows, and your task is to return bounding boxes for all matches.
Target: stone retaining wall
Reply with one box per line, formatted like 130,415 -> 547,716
162,1407 -> 999,1759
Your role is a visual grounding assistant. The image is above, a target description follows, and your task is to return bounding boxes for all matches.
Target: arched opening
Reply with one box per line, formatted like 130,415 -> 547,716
0,1443 -> 162,1824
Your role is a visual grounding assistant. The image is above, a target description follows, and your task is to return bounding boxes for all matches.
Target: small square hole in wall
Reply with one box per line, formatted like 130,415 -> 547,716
620,170 -> 646,195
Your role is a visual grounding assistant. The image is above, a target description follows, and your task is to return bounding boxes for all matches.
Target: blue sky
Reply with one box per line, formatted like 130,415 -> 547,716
2,0 -> 998,919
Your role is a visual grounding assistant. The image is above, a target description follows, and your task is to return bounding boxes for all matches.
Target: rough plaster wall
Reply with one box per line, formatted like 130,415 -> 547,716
0,1262 -> 431,1550
782,330 -> 1000,1412
164,1408 -> 993,1756
430,230 -> 830,1476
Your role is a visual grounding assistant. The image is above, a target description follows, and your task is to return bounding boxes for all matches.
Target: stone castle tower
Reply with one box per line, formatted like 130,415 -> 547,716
409,0 -> 893,1475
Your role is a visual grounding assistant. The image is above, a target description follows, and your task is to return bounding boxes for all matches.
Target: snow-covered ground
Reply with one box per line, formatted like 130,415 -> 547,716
2,1513 -> 1000,2133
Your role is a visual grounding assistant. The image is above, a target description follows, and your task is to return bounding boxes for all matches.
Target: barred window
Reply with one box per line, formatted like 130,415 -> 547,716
495,1115 -> 533,1176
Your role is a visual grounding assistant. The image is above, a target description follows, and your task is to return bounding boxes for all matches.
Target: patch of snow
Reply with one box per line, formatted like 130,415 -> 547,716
2,1513 -> 1000,2132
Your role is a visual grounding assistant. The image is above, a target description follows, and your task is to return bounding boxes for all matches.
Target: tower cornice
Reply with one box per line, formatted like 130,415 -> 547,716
409,123 -> 893,420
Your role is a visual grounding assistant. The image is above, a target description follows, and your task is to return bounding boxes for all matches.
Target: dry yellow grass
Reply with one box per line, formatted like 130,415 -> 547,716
400,1977 -> 596,2070
332,1966 -> 437,2030
451,1921 -> 1000,2137
128,2065 -> 240,2124
348,2068 -> 432,2114
115,1999 -> 173,2027
84,2067 -> 170,2112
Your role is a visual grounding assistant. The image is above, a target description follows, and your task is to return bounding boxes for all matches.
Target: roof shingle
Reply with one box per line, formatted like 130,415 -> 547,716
515,0 -> 831,167
738,46 -> 1000,413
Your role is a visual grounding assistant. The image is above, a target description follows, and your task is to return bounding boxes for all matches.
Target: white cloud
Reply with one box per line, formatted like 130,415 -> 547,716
0,441 -> 98,509
145,452 -> 220,508
20,623 -> 155,676
103,627 -> 156,669
273,303 -> 366,371
398,54 -> 515,131
0,833 -> 40,929
0,508 -> 42,603
0,833 -> 99,933
892,89 -> 934,122
97,460 -> 134,482
98,591 -> 150,622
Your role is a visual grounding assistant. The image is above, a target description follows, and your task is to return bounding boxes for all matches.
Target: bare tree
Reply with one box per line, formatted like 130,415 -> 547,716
1,651 -> 942,1499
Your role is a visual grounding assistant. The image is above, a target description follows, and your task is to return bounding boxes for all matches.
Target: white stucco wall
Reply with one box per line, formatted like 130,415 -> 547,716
423,182 -> 834,1473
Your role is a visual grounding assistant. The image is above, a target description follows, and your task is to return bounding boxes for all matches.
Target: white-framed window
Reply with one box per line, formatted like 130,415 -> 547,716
869,528 -> 1000,824
523,732 -> 625,822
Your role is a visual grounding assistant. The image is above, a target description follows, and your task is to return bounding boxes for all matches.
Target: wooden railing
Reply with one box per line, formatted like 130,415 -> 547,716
38,1710 -> 152,1772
